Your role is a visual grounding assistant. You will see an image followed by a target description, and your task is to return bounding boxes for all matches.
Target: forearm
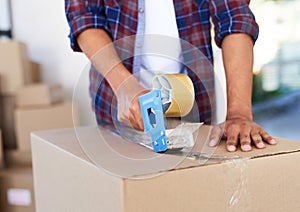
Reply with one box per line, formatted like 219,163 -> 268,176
77,28 -> 132,93
222,33 -> 254,120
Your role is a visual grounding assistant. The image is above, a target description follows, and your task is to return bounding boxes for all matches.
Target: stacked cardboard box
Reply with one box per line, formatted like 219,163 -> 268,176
0,40 -> 76,212
0,40 -> 32,94
0,40 -> 36,212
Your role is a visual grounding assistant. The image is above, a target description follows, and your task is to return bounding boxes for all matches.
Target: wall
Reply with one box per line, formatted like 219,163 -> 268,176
11,0 -> 88,97
11,0 -> 93,125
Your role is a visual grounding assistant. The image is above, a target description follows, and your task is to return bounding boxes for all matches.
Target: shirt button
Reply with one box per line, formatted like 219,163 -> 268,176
139,8 -> 144,13
136,43 -> 142,48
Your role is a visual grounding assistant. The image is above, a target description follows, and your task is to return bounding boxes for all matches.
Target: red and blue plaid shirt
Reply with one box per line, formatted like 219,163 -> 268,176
65,0 -> 259,126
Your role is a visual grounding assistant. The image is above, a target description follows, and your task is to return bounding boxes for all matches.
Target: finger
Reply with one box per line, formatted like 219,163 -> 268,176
129,112 -> 141,130
129,108 -> 144,131
239,123 -> 252,152
119,115 -> 132,128
128,101 -> 142,130
117,107 -> 132,127
260,130 -> 277,145
129,99 -> 144,131
209,125 -> 223,147
226,124 -> 239,152
117,111 -> 128,124
133,103 -> 145,131
250,130 -> 265,149
136,111 -> 144,131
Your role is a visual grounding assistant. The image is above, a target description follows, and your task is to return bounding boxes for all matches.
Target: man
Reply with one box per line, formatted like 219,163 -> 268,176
65,0 -> 276,152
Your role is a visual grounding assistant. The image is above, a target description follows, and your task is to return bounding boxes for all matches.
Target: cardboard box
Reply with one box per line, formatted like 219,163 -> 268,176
31,126 -> 300,212
0,95 -> 17,149
15,102 -> 74,151
0,40 -> 32,94
29,61 -> 41,83
0,166 -> 35,212
4,149 -> 32,167
16,83 -> 64,108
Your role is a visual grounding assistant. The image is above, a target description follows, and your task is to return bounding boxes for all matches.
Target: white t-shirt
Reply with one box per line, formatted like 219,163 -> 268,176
138,0 -> 182,88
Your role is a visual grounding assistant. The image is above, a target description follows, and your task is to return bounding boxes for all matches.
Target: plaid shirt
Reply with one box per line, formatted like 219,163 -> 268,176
65,0 -> 259,125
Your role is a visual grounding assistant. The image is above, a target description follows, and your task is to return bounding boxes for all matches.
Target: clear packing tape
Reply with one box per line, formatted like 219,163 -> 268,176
223,158 -> 252,212
112,122 -> 200,151
112,122 -> 241,162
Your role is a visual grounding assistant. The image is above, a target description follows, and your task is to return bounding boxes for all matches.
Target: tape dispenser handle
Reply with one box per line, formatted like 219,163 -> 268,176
139,90 -> 168,153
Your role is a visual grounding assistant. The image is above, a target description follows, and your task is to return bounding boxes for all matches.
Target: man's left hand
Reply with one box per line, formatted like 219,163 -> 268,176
209,118 -> 277,152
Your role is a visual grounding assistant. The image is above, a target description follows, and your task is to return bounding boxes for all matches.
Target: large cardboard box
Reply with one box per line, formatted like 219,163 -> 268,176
31,126 -> 300,212
16,83 -> 64,108
0,40 -> 32,94
15,102 -> 74,151
0,166 -> 35,212
0,95 -> 16,149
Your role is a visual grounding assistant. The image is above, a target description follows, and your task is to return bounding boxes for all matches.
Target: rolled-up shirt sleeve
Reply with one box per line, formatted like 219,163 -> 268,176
65,0 -> 110,51
209,0 -> 259,48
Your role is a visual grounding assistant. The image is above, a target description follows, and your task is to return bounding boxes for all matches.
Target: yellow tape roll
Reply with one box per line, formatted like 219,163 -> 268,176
153,74 -> 195,117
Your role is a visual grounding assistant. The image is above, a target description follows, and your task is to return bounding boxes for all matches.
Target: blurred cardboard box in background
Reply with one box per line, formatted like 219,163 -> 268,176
15,102 -> 74,151
16,83 -> 64,108
0,41 -> 43,150
0,40 -> 32,94
0,39 -> 76,212
0,166 -> 35,212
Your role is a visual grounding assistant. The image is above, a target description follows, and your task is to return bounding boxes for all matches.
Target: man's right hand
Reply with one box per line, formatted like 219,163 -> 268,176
77,28 -> 148,130
115,76 -> 148,131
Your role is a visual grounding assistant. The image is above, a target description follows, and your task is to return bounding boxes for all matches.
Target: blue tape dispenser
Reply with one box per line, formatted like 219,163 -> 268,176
138,90 -> 168,153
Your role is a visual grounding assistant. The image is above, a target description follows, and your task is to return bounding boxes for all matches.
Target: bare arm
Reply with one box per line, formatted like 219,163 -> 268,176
210,33 -> 276,152
77,28 -> 146,130
77,28 -> 132,93
222,33 -> 253,121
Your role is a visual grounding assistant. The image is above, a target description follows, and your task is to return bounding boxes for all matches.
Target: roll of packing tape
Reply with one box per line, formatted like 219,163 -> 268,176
152,74 -> 195,117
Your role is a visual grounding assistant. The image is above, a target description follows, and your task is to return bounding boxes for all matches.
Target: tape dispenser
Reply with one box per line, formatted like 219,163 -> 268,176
139,74 -> 195,153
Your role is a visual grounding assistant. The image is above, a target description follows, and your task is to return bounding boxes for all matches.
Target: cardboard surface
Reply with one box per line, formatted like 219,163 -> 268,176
15,102 -> 74,151
0,40 -> 32,94
16,83 -> 64,108
0,166 -> 35,212
31,126 -> 300,212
